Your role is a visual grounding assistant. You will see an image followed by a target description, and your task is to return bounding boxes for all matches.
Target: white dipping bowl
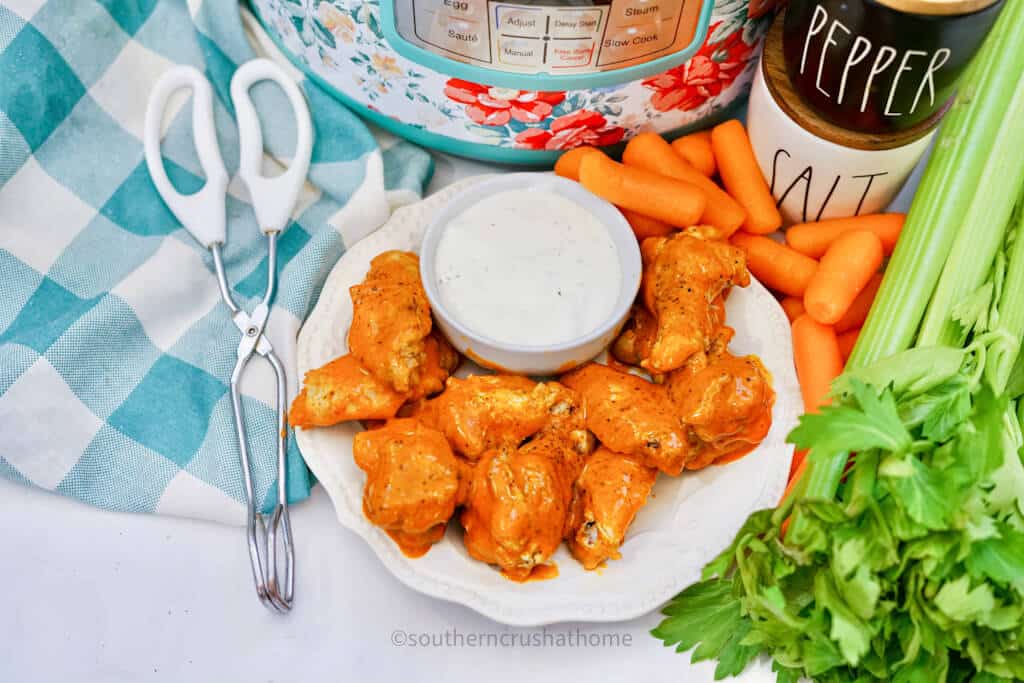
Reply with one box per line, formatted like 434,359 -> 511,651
420,173 -> 642,376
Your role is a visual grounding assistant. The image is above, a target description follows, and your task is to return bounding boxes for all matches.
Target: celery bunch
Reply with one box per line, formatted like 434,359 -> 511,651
651,0 -> 1024,679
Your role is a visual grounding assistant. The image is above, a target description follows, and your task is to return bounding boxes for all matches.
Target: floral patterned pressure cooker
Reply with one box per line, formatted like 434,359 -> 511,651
251,0 -> 778,164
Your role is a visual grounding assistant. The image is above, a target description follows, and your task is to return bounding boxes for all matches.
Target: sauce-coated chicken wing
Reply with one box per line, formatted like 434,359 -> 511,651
612,294 -> 728,371
348,250 -> 432,393
667,351 -> 774,470
460,407 -> 589,581
565,447 -> 657,570
405,334 -> 460,402
353,418 -> 472,557
290,354 -> 405,428
611,306 -> 657,368
413,375 -> 577,460
288,334 -> 458,428
562,363 -> 694,476
640,233 -> 749,373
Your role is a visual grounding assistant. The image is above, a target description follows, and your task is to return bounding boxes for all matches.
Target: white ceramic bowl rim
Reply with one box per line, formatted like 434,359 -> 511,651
419,173 -> 643,354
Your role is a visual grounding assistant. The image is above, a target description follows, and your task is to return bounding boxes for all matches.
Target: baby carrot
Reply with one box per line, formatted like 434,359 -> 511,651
837,327 -> 861,361
711,120 -> 782,235
804,231 -> 884,325
792,314 -> 843,414
834,272 -> 883,333
788,313 -> 843,480
554,146 -> 604,181
780,296 -> 806,322
786,312 -> 851,495
622,209 -> 674,240
622,132 -> 691,176
730,232 -> 818,297
579,152 -> 706,228
622,132 -> 746,235
671,131 -> 716,177
785,213 -> 906,258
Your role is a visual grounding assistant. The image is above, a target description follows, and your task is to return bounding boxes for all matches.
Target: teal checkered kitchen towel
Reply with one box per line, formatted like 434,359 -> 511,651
0,0 -> 432,524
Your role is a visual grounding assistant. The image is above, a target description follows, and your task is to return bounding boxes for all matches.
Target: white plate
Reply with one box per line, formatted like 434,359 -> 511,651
294,176 -> 800,627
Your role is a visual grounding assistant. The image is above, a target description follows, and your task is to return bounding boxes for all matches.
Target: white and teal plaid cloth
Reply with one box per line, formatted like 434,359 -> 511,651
0,0 -> 432,524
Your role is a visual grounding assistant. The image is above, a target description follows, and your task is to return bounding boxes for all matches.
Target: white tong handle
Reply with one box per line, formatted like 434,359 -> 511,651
144,65 -> 228,248
143,59 -> 313,247
231,59 -> 313,235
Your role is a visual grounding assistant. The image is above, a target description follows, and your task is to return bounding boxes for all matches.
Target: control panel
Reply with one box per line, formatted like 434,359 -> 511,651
391,0 -> 703,75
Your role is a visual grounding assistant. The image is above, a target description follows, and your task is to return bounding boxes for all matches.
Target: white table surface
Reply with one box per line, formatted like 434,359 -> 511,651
0,150 -> 924,683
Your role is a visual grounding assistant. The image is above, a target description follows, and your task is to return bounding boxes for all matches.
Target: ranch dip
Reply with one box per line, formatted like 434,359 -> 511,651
434,189 -> 622,347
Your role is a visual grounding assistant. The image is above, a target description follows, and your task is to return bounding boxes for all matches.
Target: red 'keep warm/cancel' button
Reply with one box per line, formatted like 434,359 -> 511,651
547,39 -> 596,68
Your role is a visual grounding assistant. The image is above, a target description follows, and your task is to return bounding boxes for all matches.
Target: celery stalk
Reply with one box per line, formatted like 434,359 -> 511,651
1000,202 -> 1024,339
786,450 -> 848,543
990,198 -> 1024,392
849,0 -> 1024,368
917,83 -> 1024,347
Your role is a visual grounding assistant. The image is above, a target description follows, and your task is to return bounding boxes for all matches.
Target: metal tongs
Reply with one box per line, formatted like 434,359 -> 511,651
143,59 -> 313,612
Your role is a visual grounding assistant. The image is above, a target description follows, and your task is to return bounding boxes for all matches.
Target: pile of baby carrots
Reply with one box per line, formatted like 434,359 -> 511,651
554,122 -> 905,484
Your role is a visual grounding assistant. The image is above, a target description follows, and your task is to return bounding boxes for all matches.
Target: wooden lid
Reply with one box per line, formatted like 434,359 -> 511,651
760,14 -> 950,150
873,0 -> 1001,17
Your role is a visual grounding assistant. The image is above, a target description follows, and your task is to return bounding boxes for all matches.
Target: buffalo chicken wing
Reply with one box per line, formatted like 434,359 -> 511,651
289,334 -> 457,429
353,418 -> 472,557
611,306 -> 657,368
562,363 -> 694,476
639,233 -> 749,373
565,447 -> 657,569
460,405 -> 590,581
348,250 -> 433,393
413,375 -> 577,460
667,351 -> 774,470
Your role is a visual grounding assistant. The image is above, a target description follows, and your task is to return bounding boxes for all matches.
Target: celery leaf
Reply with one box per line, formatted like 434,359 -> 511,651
652,579 -> 760,677
965,524 -> 1024,590
934,575 -> 996,622
789,381 -> 911,458
879,455 -> 960,530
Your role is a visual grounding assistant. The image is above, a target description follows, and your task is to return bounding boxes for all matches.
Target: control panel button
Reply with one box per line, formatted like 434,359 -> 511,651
597,18 -> 677,66
495,7 -> 546,38
415,6 -> 491,63
547,39 -> 597,69
444,17 -> 489,59
549,9 -> 603,38
437,0 -> 482,20
609,0 -> 681,29
497,36 -> 545,66
414,7 -> 442,46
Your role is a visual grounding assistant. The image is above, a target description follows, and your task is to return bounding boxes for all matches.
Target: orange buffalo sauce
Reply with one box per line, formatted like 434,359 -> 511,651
502,563 -> 559,583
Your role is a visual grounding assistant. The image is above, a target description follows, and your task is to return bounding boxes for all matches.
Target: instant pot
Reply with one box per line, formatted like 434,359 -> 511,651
252,0 -> 778,163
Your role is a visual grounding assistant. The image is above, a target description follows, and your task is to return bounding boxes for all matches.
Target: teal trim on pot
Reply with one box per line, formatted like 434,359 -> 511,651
379,0 -> 714,91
